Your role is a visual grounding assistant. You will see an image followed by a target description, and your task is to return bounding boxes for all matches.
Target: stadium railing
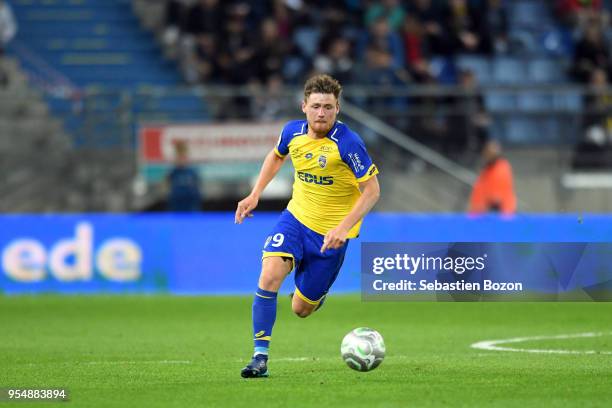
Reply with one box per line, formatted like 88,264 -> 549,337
1,84 -> 611,213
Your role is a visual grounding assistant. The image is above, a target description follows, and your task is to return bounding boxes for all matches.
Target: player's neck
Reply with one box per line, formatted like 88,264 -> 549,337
307,130 -> 327,140
306,122 -> 335,140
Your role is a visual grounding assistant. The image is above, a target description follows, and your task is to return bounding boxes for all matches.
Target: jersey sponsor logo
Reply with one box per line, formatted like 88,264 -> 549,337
320,145 -> 331,152
348,152 -> 365,172
297,171 -> 333,185
305,152 -> 313,159
318,155 -> 327,168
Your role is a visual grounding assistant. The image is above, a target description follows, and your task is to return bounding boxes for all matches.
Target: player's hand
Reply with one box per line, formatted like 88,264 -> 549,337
235,194 -> 258,224
321,226 -> 349,253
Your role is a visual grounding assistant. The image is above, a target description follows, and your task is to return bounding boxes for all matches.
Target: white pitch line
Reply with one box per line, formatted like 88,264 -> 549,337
471,332 -> 612,355
23,360 -> 193,367
276,357 -> 311,362
82,360 -> 193,365
235,355 -> 413,363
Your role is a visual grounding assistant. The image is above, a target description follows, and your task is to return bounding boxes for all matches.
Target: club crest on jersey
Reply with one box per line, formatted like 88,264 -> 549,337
305,153 -> 313,159
318,155 -> 327,168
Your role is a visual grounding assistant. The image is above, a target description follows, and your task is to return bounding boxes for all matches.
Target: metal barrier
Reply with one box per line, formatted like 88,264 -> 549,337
1,84 -> 612,212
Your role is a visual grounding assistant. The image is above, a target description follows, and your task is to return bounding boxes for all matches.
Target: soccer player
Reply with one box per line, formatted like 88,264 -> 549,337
235,74 -> 380,378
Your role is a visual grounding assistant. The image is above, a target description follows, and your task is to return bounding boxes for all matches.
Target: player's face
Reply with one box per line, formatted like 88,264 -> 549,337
302,93 -> 339,136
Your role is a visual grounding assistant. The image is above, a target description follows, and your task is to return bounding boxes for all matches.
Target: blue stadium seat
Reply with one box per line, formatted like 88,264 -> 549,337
505,118 -> 541,143
293,27 -> 320,58
493,58 -> 525,83
9,0 -> 203,148
485,91 -> 517,111
527,59 -> 566,83
508,30 -> 538,55
517,92 -> 554,111
489,118 -> 506,140
540,29 -> 574,57
509,1 -> 551,29
455,55 -> 491,84
553,91 -> 583,112
430,57 -> 456,84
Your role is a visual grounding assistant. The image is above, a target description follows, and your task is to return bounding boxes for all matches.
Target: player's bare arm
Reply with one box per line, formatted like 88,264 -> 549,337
235,149 -> 286,224
321,175 -> 380,252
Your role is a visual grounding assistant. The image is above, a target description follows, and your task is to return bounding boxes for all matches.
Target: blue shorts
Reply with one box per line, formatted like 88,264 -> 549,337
262,210 -> 349,305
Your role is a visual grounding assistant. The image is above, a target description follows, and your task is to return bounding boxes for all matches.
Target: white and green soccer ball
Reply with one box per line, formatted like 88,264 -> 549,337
340,327 -> 385,372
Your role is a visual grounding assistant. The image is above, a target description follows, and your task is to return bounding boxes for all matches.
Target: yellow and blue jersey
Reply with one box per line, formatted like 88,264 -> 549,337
274,120 -> 378,238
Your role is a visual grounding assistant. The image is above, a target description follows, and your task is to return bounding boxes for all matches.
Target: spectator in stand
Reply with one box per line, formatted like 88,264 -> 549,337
483,0 -> 509,54
570,21 -> 611,83
185,0 -> 223,37
355,44 -> 409,89
272,0 -> 294,39
218,10 -> 257,85
313,37 -> 355,84
468,140 -> 516,215
446,69 -> 490,157
401,14 -> 434,83
353,43 -> 410,121
439,0 -> 489,55
166,141 -> 202,212
556,0 -> 609,29
357,15 -> 405,70
253,17 -> 292,84
188,32 -> 222,84
0,0 -> 16,53
250,74 -> 291,121
0,0 -> 17,86
572,68 -> 612,168
365,0 -> 406,32
405,0 -> 446,55
162,0 -> 191,50
584,68 -> 612,133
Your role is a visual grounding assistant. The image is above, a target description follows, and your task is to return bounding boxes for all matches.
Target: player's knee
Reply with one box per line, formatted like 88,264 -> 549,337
259,258 -> 291,291
292,302 -> 313,318
259,273 -> 283,291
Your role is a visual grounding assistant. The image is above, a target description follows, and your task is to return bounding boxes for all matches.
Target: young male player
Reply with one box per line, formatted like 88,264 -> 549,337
235,74 -> 380,378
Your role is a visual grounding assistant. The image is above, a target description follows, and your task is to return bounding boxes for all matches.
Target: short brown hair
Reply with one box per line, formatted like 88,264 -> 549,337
303,74 -> 342,101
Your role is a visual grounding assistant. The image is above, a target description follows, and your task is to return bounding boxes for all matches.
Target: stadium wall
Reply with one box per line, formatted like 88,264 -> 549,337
1,213 -> 611,295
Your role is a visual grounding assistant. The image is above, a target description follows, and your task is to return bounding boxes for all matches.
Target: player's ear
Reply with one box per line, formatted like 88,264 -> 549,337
301,100 -> 307,114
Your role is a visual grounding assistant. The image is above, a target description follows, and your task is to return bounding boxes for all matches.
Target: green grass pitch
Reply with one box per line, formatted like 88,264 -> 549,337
1,295 -> 612,407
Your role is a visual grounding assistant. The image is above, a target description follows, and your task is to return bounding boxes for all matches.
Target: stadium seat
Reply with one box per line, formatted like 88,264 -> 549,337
485,91 -> 517,111
517,92 -> 554,111
508,30 -> 538,55
527,59 -> 566,83
540,29 -> 574,57
505,118 -> 541,143
509,0 -> 551,29
9,0 -> 206,148
293,27 -> 320,58
430,57 -> 456,84
553,91 -> 583,112
493,58 -> 525,84
455,55 -> 491,84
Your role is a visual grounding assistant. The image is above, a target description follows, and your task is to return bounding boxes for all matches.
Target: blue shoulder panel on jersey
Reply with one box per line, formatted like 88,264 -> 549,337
276,120 -> 307,156
333,122 -> 374,179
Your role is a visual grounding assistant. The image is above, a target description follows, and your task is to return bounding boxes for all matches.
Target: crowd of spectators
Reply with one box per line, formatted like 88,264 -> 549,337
560,1 -> 612,168
159,0 -> 511,156
158,0 -> 612,165
161,0 -> 509,88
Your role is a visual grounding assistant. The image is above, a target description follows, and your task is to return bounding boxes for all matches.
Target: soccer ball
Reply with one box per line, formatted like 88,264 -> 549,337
340,327 -> 385,372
